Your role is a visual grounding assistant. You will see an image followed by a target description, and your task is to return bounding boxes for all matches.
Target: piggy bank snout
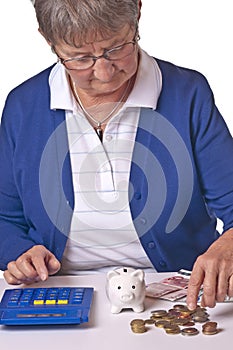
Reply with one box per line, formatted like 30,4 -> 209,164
120,292 -> 134,302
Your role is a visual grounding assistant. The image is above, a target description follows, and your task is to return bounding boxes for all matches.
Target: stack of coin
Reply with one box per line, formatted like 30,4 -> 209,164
155,320 -> 172,328
151,309 -> 168,319
192,307 -> 209,323
164,324 -> 181,335
130,319 -> 147,334
181,327 -> 199,336
202,321 -> 218,335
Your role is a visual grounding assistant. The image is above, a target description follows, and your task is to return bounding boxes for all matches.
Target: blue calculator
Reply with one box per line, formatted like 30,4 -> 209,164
0,287 -> 94,326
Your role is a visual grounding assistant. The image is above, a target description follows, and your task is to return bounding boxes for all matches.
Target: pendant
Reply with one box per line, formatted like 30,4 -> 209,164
95,125 -> 103,142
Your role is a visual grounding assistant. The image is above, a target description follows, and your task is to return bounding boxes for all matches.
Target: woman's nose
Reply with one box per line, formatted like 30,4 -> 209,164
92,58 -> 115,82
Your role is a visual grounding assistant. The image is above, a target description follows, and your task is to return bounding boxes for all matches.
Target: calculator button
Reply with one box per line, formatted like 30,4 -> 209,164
19,300 -> 31,306
7,300 -> 19,307
57,300 -> 68,305
72,299 -> 82,304
45,300 -> 56,305
33,300 -> 44,305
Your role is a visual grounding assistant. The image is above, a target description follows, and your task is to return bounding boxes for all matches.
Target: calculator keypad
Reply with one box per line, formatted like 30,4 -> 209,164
6,287 -> 85,307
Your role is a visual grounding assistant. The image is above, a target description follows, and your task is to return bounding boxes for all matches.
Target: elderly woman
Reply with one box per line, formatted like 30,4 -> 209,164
1,0 -> 233,311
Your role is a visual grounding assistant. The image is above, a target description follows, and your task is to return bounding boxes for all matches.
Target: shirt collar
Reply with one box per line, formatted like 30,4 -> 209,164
49,48 -> 162,111
49,62 -> 74,111
126,49 -> 162,109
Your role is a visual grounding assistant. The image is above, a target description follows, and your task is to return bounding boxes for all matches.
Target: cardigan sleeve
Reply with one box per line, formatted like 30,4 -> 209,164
0,94 -> 39,270
191,78 -> 233,232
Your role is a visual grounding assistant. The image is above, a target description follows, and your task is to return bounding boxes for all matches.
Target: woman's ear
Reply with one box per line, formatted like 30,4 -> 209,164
138,0 -> 142,20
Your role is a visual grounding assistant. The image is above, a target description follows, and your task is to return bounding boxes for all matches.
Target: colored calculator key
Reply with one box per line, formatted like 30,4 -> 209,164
0,287 -> 94,325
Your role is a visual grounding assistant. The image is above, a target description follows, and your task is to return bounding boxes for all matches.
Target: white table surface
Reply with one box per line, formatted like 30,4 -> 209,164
0,272 -> 232,350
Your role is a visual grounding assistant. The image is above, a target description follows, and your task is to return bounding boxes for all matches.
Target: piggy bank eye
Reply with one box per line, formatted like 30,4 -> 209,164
117,286 -> 121,289
132,285 -> 136,289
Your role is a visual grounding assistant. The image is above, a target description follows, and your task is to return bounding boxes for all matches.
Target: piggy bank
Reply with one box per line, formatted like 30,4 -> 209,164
106,267 -> 146,314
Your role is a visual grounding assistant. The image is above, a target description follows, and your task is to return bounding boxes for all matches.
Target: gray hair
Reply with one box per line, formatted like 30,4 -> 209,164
33,0 -> 139,47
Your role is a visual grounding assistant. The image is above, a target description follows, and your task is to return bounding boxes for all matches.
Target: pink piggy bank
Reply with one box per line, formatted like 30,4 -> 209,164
106,267 -> 146,314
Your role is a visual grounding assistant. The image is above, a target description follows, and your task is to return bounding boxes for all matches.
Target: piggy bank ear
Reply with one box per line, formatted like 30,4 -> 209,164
131,269 -> 145,282
107,270 -> 120,281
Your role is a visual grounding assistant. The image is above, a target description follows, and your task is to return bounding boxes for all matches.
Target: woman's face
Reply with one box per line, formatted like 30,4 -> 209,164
54,25 -> 139,98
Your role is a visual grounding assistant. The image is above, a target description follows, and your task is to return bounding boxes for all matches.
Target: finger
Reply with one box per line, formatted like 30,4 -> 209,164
30,254 -> 50,282
200,270 -> 218,308
186,264 -> 204,310
21,245 -> 55,282
216,270 -> 229,302
228,276 -> 233,297
30,249 -> 60,280
15,254 -> 40,280
5,260 -> 33,283
3,269 -> 23,285
46,254 -> 61,276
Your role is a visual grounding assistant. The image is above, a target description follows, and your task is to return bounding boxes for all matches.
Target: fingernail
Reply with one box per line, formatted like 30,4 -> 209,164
188,303 -> 196,310
40,273 -> 47,281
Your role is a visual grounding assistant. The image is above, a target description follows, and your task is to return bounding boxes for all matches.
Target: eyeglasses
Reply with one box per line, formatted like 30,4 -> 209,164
53,33 -> 140,71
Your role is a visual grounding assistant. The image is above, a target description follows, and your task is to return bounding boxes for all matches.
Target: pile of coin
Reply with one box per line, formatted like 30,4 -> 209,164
130,319 -> 147,333
130,304 -> 220,336
202,321 -> 218,335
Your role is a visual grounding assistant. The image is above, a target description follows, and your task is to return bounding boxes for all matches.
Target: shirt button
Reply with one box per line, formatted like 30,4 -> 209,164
159,260 -> 167,268
134,192 -> 141,200
148,242 -> 155,249
56,248 -> 60,256
105,134 -> 113,142
140,217 -> 147,225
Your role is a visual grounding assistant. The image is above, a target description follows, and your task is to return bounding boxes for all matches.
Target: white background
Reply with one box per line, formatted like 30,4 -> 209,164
0,0 -> 232,133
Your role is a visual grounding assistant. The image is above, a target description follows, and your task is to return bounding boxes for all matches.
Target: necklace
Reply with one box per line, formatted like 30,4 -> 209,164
72,79 -> 131,141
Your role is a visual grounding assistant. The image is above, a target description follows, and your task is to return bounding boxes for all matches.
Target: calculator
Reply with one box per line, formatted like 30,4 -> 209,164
0,287 -> 94,326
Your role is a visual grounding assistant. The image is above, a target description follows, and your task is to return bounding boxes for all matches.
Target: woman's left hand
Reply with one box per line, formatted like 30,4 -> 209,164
186,228 -> 233,310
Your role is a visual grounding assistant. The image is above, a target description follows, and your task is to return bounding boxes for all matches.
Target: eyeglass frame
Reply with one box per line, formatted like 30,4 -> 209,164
52,31 -> 140,71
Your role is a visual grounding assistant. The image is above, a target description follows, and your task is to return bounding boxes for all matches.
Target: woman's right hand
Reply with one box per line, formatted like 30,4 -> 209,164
3,245 -> 61,285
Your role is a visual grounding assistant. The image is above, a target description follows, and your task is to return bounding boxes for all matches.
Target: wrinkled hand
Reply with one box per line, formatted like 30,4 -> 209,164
3,245 -> 61,285
186,229 -> 233,310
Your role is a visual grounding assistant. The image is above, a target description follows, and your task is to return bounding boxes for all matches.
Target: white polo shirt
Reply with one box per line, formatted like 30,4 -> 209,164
49,49 -> 162,274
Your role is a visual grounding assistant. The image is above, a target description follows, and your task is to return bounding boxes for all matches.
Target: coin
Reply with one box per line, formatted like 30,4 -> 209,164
165,325 -> 181,335
168,309 -> 181,317
192,310 -> 209,317
179,310 -> 193,318
202,321 -> 218,335
150,315 -> 161,321
183,321 -> 195,327
130,325 -> 147,333
202,329 -> 219,335
202,321 -> 218,329
131,327 -> 147,334
162,314 -> 176,321
192,315 -> 209,323
172,318 -> 191,326
130,319 -> 147,333
173,304 -> 189,311
144,319 -> 155,325
181,327 -> 199,336
155,320 -> 171,328
151,309 -> 168,317
130,319 -> 145,326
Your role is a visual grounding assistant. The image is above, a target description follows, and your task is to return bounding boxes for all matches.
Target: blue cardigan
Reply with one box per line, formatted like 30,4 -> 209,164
1,59 -> 233,272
